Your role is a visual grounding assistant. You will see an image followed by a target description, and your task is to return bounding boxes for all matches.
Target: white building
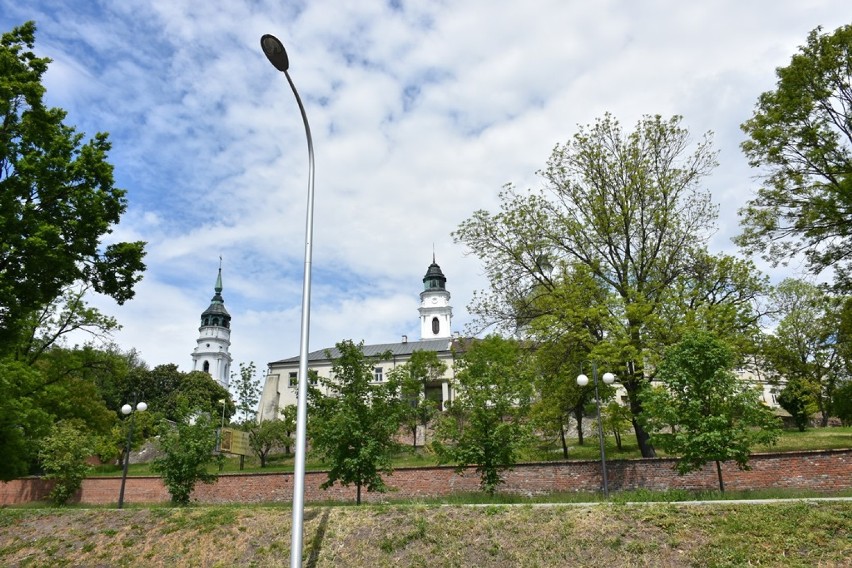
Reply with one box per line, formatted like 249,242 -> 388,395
190,266 -> 233,389
257,257 -> 460,422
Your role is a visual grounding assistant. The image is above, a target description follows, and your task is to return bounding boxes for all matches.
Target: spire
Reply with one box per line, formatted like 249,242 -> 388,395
201,262 -> 230,328
423,256 -> 447,291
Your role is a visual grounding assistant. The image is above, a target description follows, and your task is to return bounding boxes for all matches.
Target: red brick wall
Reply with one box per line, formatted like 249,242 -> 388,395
2,450 -> 849,506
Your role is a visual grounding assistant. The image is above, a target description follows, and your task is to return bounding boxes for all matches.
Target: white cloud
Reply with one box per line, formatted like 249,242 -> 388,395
2,0 -> 849,378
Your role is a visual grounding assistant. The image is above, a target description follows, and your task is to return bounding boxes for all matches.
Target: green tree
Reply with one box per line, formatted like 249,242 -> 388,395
0,22 -> 146,351
391,350 -> 446,449
600,401 -> 632,452
738,24 -> 852,290
454,114 -> 719,457
777,378 -> 819,432
832,380 -> 852,425
151,412 -> 221,505
762,279 -> 845,426
308,340 -> 405,504
640,331 -> 780,492
231,362 -> 260,424
38,419 -> 94,505
248,418 -> 292,467
433,336 -> 534,494
0,360 -> 51,480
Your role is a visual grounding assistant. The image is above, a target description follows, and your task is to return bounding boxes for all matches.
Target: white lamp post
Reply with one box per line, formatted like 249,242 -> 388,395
118,401 -> 147,509
260,33 -> 316,568
577,365 -> 615,497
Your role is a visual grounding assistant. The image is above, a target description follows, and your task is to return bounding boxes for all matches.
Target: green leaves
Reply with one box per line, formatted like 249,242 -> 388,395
738,24 -> 852,290
151,413 -> 221,505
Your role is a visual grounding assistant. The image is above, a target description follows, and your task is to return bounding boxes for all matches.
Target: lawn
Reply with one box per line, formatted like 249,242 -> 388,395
90,426 -> 852,477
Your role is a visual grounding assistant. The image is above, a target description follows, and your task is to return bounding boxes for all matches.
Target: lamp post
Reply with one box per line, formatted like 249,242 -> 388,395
260,33 -> 316,568
118,401 -> 147,509
577,365 -> 615,497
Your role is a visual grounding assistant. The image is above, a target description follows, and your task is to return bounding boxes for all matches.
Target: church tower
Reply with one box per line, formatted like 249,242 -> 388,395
191,265 -> 232,389
419,255 -> 453,339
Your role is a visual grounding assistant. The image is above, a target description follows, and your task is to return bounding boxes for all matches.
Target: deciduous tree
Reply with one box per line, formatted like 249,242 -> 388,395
738,24 -> 852,290
151,412 -> 221,505
640,331 -> 780,492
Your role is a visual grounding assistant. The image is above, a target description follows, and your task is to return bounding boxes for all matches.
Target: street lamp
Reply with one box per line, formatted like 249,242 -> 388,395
577,365 -> 615,497
261,33 -> 316,568
118,400 -> 147,509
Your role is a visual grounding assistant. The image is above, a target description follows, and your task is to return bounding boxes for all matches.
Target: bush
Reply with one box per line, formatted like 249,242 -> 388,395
38,420 -> 95,505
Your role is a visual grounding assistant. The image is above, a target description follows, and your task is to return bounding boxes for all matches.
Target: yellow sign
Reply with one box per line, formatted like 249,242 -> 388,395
219,427 -> 251,456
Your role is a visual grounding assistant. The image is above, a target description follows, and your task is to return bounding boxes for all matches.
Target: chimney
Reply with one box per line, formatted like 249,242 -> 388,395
402,335 -> 408,344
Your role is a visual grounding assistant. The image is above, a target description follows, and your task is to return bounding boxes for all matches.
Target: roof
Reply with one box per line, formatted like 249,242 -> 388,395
269,337 -> 460,365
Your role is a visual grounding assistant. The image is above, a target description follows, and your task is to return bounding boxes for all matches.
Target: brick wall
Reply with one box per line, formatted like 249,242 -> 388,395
2,449 -> 849,506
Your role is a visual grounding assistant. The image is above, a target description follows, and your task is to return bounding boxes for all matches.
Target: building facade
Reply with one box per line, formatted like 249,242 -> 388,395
257,258 -> 459,422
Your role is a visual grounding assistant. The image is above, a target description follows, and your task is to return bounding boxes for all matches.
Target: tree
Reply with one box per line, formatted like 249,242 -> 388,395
279,404 -> 297,455
231,362 -> 260,424
738,24 -> 852,290
391,350 -> 446,449
151,412 -> 221,505
833,380 -> 852,425
248,418 -> 292,467
454,114 -> 719,457
640,331 -> 780,492
38,420 -> 94,505
0,22 -> 146,351
308,340 -> 405,504
600,401 -> 633,452
762,279 -> 845,426
0,359 -> 51,480
433,336 -> 534,494
777,378 -> 819,431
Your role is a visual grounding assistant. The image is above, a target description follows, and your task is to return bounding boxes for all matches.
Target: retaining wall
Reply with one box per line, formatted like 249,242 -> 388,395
2,449 -> 849,506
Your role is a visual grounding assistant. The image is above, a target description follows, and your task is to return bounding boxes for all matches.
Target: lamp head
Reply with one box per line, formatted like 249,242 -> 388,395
602,372 -> 615,385
261,34 -> 290,72
136,401 -> 148,412
121,404 -> 132,416
576,374 -> 589,387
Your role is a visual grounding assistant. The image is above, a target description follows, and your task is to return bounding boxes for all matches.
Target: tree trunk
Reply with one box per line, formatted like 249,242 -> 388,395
412,426 -> 418,449
574,408 -> 585,446
715,460 -> 725,493
614,430 -> 622,451
356,483 -> 362,505
624,377 -> 656,457
559,424 -> 569,458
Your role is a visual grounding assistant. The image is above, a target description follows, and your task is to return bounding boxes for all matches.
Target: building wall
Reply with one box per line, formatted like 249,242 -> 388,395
3,450 -> 848,506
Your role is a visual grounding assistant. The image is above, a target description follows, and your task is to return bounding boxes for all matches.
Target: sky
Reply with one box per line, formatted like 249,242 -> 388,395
2,1 -> 850,385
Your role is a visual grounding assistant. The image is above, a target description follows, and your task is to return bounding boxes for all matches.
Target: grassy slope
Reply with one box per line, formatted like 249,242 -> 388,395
1,502 -> 850,567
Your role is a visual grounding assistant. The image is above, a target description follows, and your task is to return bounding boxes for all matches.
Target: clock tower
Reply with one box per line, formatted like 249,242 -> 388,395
191,265 -> 232,389
419,255 -> 453,340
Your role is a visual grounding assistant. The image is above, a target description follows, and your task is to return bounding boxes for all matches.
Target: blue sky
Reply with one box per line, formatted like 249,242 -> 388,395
2,1 -> 850,379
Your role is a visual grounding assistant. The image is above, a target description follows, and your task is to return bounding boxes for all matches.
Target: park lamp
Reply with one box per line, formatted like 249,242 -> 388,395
118,401 -> 147,509
261,32 -> 316,568
577,367 -> 615,497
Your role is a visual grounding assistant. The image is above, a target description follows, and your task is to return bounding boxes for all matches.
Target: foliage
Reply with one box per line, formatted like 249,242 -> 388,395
230,362 -> 260,424
640,331 -> 781,491
0,359 -> 52,480
133,364 -> 233,424
248,418 -> 292,467
308,340 -> 405,504
38,420 -> 94,505
599,400 -> 633,451
151,412 -> 221,505
833,380 -> 852,425
454,114 -> 724,457
761,279 -> 846,426
739,23 -> 852,289
391,350 -> 447,448
433,336 -> 534,494
0,22 -> 146,351
777,378 -> 819,432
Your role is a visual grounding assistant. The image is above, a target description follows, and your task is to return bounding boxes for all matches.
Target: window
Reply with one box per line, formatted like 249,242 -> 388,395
432,317 -> 440,334
288,372 -> 297,387
374,367 -> 384,382
203,361 -> 210,373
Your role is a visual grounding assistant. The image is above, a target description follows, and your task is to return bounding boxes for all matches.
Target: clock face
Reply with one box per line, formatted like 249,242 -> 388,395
431,297 -> 438,304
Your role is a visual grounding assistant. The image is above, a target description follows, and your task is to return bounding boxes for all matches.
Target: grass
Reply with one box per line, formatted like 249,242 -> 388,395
88,426 -> 852,478
0,501 -> 849,566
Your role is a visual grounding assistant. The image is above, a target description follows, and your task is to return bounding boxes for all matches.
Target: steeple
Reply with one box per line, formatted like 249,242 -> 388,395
419,255 -> 452,339
191,262 -> 233,389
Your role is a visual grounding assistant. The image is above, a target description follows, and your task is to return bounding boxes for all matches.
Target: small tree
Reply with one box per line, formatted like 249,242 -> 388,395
393,350 -> 446,449
279,404 -> 297,455
433,336 -> 534,495
231,361 -> 260,424
599,401 -> 632,452
151,412 -> 221,505
38,420 -> 94,506
640,331 -> 781,492
248,418 -> 292,467
833,380 -> 852,426
778,378 -> 819,432
308,340 -> 404,504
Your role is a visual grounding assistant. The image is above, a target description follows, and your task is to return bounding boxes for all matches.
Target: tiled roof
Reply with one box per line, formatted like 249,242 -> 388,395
269,338 -> 458,365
